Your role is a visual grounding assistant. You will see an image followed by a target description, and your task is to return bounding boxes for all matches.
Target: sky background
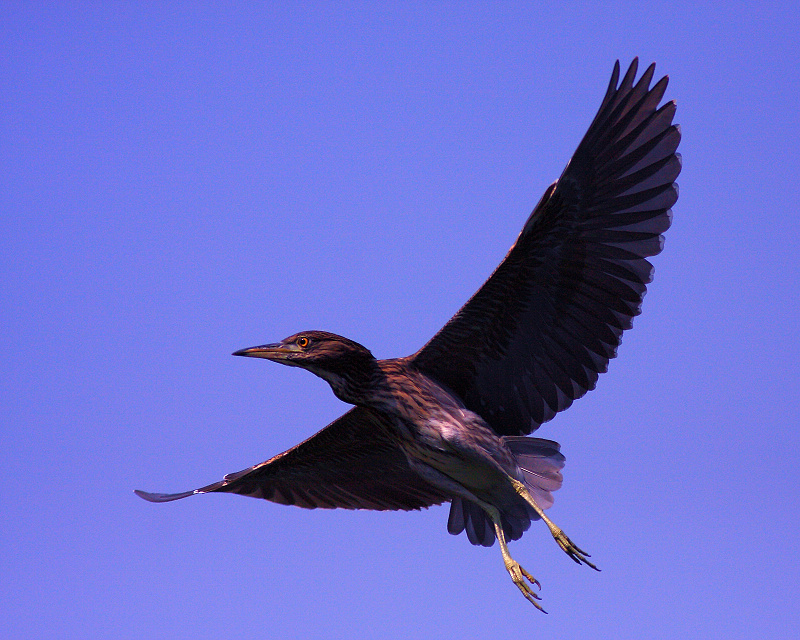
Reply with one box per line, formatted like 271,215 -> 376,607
2,2 -> 799,639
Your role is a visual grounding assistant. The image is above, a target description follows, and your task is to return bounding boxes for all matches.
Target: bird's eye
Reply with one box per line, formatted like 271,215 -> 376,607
296,336 -> 309,348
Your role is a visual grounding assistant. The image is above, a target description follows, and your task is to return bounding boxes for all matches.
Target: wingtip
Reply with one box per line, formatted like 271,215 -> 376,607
134,488 -> 196,503
134,489 -> 162,502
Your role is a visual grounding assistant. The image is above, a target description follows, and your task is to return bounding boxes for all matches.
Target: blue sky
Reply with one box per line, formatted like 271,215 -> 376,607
2,2 -> 799,638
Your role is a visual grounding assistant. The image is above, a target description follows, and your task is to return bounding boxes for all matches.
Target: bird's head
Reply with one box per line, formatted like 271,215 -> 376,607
233,331 -> 378,402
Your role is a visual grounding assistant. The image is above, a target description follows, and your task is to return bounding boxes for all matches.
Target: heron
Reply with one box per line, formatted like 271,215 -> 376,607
136,59 -> 681,611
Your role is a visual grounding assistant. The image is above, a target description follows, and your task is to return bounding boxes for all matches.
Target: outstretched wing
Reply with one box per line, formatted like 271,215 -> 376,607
136,407 -> 449,510
411,59 -> 681,436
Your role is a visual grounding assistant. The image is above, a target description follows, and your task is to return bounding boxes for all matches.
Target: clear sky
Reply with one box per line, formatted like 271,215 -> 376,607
2,2 -> 799,639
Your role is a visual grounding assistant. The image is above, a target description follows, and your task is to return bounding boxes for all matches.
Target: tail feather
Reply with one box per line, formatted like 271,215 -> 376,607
505,436 -> 565,510
447,437 -> 565,547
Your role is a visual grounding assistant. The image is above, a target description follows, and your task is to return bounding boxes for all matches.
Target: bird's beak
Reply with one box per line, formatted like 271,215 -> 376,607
232,343 -> 300,359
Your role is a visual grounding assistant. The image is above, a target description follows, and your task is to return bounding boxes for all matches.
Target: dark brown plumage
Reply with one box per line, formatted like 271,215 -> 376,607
137,59 -> 681,611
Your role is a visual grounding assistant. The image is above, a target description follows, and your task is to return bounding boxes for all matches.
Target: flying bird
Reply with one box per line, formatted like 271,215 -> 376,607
137,59 -> 681,611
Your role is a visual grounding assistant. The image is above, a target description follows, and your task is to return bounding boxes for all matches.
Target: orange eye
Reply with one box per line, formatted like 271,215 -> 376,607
296,336 -> 309,348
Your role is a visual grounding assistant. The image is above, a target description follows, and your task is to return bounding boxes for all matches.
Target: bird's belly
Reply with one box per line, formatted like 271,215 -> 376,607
394,416 -> 516,495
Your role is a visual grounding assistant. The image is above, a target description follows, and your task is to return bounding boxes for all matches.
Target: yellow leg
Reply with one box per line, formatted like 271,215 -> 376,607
510,478 -> 600,571
469,499 -> 548,612
493,513 -> 548,613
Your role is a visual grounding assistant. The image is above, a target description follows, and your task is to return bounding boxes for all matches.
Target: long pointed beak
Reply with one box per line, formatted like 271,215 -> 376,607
232,343 -> 298,359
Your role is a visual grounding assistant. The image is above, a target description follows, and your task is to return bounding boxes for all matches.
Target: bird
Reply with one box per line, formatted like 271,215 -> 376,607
136,59 -> 681,611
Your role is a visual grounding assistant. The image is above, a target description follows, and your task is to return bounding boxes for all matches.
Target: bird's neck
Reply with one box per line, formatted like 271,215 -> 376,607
329,358 -> 425,415
312,356 -> 386,406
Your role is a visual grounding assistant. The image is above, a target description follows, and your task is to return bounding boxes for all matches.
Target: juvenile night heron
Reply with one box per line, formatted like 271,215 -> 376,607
136,59 -> 680,611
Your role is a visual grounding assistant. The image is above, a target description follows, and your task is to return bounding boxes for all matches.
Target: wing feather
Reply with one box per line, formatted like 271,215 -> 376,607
136,407 -> 449,511
411,59 -> 680,435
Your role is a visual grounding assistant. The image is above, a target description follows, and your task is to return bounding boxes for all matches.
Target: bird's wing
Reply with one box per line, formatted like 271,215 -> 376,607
136,407 -> 449,510
411,59 -> 680,435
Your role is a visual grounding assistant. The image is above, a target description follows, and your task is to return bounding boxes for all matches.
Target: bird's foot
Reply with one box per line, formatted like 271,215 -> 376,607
505,559 -> 547,613
551,529 -> 600,571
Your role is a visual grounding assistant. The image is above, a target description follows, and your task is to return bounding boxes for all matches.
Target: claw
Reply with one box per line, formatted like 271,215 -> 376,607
553,530 -> 600,571
506,560 -> 547,613
518,564 -> 542,592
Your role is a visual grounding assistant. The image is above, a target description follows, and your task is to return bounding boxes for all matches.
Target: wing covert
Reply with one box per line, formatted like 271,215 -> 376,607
411,59 -> 680,435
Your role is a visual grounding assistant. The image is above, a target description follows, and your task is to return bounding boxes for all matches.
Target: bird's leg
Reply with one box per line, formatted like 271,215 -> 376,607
407,460 -> 548,610
476,502 -> 547,612
495,521 -> 548,613
510,478 -> 600,571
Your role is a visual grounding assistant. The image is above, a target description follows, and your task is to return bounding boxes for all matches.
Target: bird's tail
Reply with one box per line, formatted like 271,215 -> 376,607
446,437 -> 565,547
